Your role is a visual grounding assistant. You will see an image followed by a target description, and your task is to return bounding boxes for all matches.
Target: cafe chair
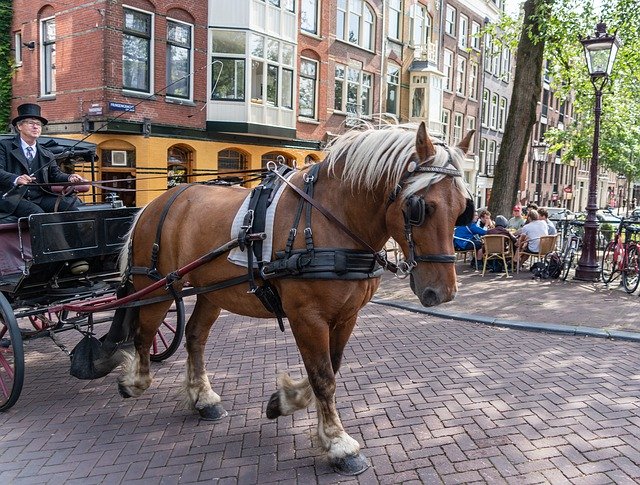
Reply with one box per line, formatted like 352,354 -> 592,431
480,234 -> 514,277
515,234 -> 558,273
454,236 -> 480,270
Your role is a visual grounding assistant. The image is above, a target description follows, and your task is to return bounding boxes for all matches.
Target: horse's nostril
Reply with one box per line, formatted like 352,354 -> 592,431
420,289 -> 440,307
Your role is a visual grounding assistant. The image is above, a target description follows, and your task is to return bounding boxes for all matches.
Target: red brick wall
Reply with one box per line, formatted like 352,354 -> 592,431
11,1 -> 209,129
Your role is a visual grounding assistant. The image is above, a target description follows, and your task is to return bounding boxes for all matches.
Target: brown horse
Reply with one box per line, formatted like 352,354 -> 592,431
117,122 -> 474,475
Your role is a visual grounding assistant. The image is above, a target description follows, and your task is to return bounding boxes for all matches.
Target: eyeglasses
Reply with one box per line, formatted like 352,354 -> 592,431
21,120 -> 42,127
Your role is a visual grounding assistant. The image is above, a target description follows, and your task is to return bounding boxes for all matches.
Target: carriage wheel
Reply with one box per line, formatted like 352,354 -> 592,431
150,298 -> 185,362
0,293 -> 25,412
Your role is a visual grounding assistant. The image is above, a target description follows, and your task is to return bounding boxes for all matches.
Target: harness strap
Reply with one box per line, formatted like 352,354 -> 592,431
148,184 -> 194,279
270,168 -> 397,273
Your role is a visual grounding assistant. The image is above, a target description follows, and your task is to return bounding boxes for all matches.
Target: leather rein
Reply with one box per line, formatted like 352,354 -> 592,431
269,159 -> 464,277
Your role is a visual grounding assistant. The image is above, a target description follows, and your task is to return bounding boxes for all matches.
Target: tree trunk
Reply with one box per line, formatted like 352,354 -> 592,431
488,0 -> 550,218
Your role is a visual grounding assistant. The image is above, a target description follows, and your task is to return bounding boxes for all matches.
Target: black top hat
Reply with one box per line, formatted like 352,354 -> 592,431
12,103 -> 48,126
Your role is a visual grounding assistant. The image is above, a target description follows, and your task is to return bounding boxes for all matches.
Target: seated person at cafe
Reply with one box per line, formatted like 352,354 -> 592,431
507,205 -> 526,231
488,215 -> 518,247
454,214 -> 487,261
514,209 -> 549,265
537,207 -> 557,235
476,209 -> 495,229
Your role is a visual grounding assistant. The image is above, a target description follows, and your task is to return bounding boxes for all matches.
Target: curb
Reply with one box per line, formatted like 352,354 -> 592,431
370,298 -> 640,343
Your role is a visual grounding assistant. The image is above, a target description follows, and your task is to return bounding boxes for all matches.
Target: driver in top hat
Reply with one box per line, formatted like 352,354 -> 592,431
0,103 -> 87,218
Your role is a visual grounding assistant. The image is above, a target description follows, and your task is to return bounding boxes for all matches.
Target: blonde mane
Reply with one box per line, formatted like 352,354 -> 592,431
324,124 -> 468,198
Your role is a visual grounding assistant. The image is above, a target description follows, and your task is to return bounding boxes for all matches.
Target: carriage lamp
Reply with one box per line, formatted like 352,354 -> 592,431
575,22 -> 619,281
531,141 -> 549,204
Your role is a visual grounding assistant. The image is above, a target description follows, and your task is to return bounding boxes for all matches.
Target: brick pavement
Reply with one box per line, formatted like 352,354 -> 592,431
376,261 -> 640,335
2,272 -> 640,484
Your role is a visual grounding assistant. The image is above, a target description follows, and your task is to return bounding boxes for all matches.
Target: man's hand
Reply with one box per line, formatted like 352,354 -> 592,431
68,174 -> 85,184
15,174 -> 35,186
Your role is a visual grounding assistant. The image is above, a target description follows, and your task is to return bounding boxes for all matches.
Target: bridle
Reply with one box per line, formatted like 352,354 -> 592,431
388,157 -> 469,276
269,154 -> 470,277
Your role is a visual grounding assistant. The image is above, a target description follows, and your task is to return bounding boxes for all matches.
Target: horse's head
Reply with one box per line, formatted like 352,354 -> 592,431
387,122 -> 475,306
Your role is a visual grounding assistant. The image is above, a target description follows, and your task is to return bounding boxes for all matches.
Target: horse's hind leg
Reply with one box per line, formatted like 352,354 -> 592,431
269,313 -> 368,475
182,295 -> 227,421
118,300 -> 172,398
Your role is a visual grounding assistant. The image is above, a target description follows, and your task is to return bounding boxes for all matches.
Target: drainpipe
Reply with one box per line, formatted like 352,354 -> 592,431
379,0 -> 387,127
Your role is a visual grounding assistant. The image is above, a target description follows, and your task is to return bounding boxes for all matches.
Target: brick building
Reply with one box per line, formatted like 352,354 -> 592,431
10,0 -> 513,208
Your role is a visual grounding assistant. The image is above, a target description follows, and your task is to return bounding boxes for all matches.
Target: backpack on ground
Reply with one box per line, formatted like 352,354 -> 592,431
530,252 -> 562,279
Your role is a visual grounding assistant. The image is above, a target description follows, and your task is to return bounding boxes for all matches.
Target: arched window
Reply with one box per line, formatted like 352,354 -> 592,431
261,152 -> 295,168
218,149 -> 247,183
336,0 -> 375,50
167,145 -> 192,188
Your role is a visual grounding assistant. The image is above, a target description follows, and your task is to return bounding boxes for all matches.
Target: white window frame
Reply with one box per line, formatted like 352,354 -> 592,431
466,115 -> 477,139
445,5 -> 456,37
40,16 -> 56,97
443,49 -> 454,92
301,0 -> 320,36
387,0 -> 402,41
490,93 -> 499,129
14,32 -> 23,67
122,6 -> 154,95
482,88 -> 489,127
498,97 -> 507,131
441,109 -> 450,143
487,140 -> 496,175
501,47 -> 511,81
456,55 -> 466,97
471,21 -> 481,51
299,57 -> 318,119
166,18 -> 193,101
212,29 -> 247,102
453,112 -> 463,145
458,14 -> 468,49
480,137 -> 487,173
410,4 -> 431,47
468,61 -> 478,100
250,34 -> 295,109
334,63 -> 373,116
386,64 -> 400,116
337,0 -> 375,51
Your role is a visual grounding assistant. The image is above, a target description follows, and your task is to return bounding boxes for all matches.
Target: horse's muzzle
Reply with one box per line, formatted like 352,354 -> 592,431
410,274 -> 456,307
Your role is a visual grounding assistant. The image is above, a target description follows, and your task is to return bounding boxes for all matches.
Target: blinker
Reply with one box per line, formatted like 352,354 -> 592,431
404,195 -> 426,227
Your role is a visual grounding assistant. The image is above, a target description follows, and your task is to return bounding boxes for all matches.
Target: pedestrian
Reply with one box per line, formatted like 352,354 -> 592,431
507,205 -> 526,231
0,103 -> 86,218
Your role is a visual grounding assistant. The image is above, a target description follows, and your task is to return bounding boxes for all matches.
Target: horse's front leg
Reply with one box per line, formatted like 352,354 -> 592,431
270,313 -> 368,475
182,296 -> 227,420
118,302 -> 171,398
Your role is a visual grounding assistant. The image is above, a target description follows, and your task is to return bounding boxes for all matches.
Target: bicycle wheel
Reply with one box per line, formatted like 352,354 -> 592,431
622,245 -> 640,294
600,242 -> 617,283
561,251 -> 574,281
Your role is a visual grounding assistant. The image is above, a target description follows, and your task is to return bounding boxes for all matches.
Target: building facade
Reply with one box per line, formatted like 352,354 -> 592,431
10,0 -> 511,208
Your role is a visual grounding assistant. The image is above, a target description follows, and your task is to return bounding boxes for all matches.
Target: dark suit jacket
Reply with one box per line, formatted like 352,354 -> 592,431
0,134 -> 70,214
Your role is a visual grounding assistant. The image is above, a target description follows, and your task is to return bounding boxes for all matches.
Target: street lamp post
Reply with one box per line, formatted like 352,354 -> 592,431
575,22 -> 620,281
532,141 -> 549,205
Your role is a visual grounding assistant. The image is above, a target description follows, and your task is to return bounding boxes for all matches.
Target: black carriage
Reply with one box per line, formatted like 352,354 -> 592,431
0,139 -> 185,411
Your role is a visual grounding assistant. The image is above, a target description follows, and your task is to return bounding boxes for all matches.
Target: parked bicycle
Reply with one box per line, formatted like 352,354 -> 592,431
558,221 -> 582,281
600,218 -> 640,293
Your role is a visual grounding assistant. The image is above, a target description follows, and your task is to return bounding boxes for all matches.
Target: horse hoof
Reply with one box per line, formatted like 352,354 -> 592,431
266,391 -> 281,419
331,453 -> 369,476
118,384 -> 132,398
198,403 -> 228,421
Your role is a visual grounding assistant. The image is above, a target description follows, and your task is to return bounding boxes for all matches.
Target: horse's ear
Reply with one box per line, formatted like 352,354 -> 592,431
415,121 -> 435,162
457,130 -> 475,154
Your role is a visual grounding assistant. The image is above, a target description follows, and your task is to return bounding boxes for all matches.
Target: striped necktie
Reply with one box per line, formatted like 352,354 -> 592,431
26,146 -> 34,162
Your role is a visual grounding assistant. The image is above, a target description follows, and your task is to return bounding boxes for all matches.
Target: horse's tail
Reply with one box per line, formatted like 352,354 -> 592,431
118,204 -> 149,277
